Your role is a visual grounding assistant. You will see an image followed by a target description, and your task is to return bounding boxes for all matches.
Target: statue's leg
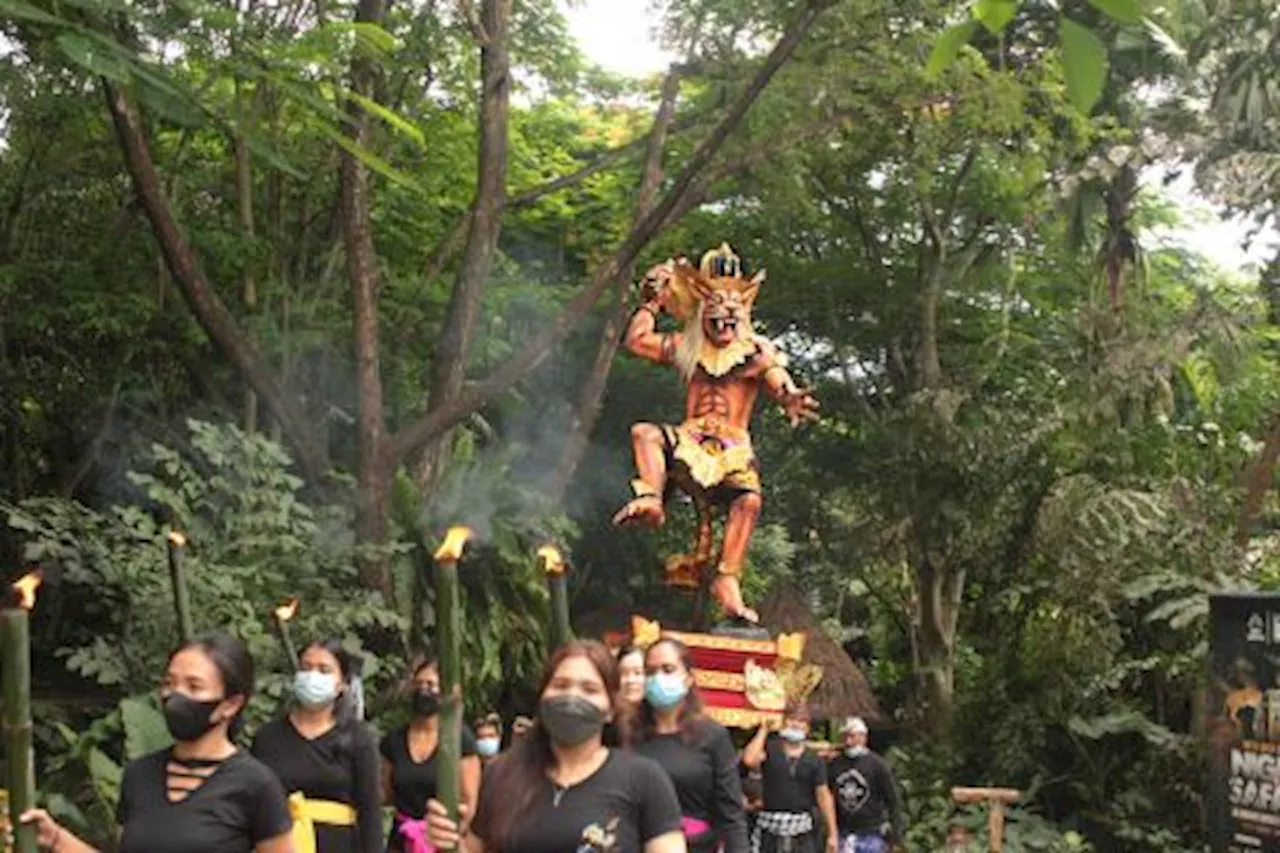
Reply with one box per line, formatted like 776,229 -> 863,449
612,422 -> 668,528
710,490 -> 762,622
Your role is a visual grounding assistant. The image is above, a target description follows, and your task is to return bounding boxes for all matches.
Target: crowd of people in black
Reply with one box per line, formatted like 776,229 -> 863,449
13,631 -> 904,853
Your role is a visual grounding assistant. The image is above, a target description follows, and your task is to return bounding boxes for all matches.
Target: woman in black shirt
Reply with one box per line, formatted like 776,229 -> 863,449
252,638 -> 382,853
380,658 -> 480,851
424,640 -> 686,853
634,638 -> 749,853
20,632 -> 292,853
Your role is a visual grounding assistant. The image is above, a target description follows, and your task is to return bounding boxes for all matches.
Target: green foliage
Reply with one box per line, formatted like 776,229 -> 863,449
926,0 -> 1182,113
35,695 -> 166,844
1061,18 -> 1109,114
0,0 -> 1277,848
6,420 -> 402,706
891,745 -> 1094,852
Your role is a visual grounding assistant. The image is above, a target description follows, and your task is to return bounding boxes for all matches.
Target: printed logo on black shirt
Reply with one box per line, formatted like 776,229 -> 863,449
577,816 -> 620,853
835,767 -> 871,815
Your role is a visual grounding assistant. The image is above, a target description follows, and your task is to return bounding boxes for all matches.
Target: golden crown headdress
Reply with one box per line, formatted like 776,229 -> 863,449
700,243 -> 743,278
649,243 -> 766,325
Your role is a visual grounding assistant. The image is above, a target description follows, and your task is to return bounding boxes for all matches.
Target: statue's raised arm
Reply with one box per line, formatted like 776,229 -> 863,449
621,261 -> 685,366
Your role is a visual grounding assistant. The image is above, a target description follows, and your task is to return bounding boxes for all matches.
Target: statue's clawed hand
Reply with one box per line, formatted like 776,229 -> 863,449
782,387 -> 820,427
639,260 -> 676,311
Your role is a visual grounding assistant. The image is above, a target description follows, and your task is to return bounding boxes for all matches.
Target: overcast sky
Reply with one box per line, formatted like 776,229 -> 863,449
563,0 -> 1276,275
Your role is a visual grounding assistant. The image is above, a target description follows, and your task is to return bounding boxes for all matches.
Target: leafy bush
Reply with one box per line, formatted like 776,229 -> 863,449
6,420 -> 404,713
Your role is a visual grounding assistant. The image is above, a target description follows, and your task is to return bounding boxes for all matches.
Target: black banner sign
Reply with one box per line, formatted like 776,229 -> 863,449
1211,594 -> 1280,852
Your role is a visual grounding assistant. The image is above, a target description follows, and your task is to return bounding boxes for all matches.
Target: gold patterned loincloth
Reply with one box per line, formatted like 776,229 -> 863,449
663,416 -> 760,493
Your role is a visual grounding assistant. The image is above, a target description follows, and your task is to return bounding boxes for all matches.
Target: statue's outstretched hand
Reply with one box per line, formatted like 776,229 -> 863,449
782,387 -> 819,427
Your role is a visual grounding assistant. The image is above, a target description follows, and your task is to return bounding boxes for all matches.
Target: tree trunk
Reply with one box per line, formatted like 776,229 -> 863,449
233,77 -> 260,434
914,554 -> 963,735
341,0 -> 393,596
386,0 -> 837,465
915,252 -> 945,391
1236,410 -> 1280,547
103,82 -> 329,482
546,69 -> 682,503
414,0 -> 513,493
1102,164 -> 1138,312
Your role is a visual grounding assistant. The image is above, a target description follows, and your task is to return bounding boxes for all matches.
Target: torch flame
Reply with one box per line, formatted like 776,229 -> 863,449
537,544 -> 566,575
167,530 -> 188,547
433,526 -> 473,562
274,596 -> 299,623
12,570 -> 42,611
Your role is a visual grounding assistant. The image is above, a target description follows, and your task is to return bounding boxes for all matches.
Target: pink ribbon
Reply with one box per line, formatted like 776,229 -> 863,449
681,816 -> 713,839
396,813 -> 436,853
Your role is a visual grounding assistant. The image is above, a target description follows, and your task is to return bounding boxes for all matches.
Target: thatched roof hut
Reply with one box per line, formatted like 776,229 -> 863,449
757,583 -> 886,726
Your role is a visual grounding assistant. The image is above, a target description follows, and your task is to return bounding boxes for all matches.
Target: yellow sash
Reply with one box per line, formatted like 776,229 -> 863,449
287,792 -> 357,853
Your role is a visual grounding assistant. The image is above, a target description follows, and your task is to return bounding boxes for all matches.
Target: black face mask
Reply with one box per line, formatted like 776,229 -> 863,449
412,688 -> 441,718
538,695 -> 606,747
163,692 -> 225,743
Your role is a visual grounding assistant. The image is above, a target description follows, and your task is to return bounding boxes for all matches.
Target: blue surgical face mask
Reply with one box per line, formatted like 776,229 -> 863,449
645,672 -> 689,710
293,670 -> 339,709
780,727 -> 807,744
476,737 -> 501,757
845,745 -> 869,758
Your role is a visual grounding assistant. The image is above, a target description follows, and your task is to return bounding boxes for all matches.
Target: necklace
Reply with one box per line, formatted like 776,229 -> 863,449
548,747 -> 607,807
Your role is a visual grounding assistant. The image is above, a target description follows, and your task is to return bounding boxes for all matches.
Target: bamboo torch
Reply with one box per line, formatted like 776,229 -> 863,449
166,530 -> 194,643
433,526 -> 471,825
537,545 -> 573,649
2,571 -> 42,853
272,597 -> 300,668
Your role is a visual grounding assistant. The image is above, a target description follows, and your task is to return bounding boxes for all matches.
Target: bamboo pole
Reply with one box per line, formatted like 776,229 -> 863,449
2,572 -> 42,853
433,526 -> 471,824
272,597 -> 300,667
537,545 -> 573,649
166,530 -> 194,642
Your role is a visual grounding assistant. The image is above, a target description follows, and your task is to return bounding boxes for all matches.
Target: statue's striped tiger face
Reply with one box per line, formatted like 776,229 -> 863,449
701,288 -> 751,348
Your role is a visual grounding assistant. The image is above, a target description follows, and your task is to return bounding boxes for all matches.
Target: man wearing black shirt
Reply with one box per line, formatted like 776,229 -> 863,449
825,717 -> 903,853
742,706 -> 838,853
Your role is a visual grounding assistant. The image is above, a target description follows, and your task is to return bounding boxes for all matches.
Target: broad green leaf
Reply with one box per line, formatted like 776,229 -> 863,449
56,32 -> 132,82
926,21 -> 978,78
1060,17 -> 1108,113
975,0 -> 1019,34
1085,0 -> 1142,25
120,695 -> 172,760
243,132 -> 308,180
54,0 -> 130,12
350,21 -> 399,54
0,0 -> 69,25
344,90 -> 427,148
135,70 -> 206,128
320,20 -> 400,57
87,747 -> 123,795
315,120 -> 428,195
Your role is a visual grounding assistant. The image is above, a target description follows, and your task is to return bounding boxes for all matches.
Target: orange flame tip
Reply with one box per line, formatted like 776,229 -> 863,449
433,526 -> 473,562
274,596 -> 299,622
12,570 -> 43,611
537,544 -> 566,575
167,530 -> 188,547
